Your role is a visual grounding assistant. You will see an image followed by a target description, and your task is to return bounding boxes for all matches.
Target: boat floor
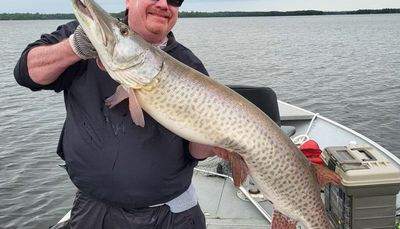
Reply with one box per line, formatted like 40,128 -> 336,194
193,171 -> 272,228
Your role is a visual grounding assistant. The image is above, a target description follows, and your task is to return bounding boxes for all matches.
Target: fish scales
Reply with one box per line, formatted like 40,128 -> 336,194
71,0 -> 334,227
136,59 -> 328,228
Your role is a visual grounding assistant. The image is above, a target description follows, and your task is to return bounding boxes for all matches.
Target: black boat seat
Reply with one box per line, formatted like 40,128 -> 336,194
281,125 -> 296,137
228,85 -> 296,137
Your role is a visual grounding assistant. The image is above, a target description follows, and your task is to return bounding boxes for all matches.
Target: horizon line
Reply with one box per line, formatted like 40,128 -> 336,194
1,7 -> 400,14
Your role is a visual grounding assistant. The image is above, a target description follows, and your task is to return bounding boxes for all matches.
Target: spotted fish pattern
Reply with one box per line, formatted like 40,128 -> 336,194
71,0 -> 335,228
136,58 -> 333,229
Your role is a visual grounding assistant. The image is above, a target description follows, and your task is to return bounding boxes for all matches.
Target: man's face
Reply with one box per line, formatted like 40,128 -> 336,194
125,0 -> 179,44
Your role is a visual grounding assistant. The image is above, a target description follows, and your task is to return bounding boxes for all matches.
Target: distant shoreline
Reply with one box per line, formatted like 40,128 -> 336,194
1,8 -> 399,20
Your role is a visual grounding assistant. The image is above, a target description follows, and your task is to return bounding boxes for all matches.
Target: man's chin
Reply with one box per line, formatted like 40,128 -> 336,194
145,24 -> 168,36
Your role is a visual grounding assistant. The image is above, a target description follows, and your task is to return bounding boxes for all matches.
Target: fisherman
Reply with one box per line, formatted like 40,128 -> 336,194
14,0 -> 226,228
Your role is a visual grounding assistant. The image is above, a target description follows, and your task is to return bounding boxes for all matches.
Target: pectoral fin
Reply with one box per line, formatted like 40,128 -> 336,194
105,85 -> 145,127
96,58 -> 106,71
105,85 -> 129,108
312,163 -> 341,186
128,88 -> 145,127
271,210 -> 297,229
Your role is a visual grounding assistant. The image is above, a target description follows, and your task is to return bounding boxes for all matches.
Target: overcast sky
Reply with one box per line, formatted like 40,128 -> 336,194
1,0 -> 400,13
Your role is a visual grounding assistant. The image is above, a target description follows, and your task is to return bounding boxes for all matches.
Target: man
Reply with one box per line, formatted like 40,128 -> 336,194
14,0 -> 224,228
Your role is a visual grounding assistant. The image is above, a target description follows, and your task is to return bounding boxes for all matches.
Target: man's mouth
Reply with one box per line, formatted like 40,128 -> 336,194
148,9 -> 171,20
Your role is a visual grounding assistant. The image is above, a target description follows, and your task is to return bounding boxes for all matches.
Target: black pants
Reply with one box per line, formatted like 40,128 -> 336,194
70,191 -> 206,229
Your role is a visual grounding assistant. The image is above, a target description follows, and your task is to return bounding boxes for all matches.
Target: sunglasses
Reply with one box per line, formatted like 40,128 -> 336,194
153,0 -> 184,7
167,0 -> 184,7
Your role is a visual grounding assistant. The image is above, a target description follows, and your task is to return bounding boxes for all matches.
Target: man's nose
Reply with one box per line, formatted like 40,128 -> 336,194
154,0 -> 169,8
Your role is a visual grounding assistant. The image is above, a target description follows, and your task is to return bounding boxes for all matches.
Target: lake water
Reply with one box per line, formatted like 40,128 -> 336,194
0,14 -> 399,228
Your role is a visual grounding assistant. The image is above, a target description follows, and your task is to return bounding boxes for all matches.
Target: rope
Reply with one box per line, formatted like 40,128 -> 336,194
291,113 -> 319,146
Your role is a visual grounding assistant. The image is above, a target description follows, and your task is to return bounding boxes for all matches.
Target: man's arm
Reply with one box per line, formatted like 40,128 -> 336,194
15,22 -> 97,90
27,39 -> 80,85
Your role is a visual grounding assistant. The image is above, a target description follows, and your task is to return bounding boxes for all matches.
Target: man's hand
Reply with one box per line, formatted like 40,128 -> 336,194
69,25 -> 98,60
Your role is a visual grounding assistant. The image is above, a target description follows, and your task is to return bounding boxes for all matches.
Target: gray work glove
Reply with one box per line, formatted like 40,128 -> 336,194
69,25 -> 98,59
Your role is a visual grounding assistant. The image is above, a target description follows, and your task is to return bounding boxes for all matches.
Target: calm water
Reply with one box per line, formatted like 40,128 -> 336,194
0,14 -> 399,228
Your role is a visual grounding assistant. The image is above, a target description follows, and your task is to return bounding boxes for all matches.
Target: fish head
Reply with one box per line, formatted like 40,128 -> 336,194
71,0 -> 153,72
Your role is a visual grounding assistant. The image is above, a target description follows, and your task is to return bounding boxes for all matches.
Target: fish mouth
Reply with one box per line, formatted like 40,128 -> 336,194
75,0 -> 93,19
72,0 -> 118,48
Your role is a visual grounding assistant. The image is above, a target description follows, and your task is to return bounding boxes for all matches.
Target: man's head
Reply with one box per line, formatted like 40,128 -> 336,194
125,0 -> 183,44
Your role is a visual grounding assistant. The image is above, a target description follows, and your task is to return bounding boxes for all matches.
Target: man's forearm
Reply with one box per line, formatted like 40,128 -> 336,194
27,39 -> 80,85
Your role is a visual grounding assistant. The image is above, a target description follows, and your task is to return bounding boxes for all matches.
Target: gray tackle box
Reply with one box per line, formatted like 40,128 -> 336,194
321,145 -> 400,229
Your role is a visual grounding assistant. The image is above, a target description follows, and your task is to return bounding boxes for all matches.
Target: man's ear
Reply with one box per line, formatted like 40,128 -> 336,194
125,0 -> 130,10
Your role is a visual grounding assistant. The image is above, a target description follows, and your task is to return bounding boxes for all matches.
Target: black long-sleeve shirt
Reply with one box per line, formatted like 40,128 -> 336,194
14,20 -> 209,209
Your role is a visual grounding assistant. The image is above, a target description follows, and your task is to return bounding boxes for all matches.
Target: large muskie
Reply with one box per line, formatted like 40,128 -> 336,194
71,0 -> 339,228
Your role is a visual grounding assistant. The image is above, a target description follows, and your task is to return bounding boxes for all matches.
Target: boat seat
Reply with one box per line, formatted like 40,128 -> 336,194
228,85 -> 296,137
281,125 -> 296,137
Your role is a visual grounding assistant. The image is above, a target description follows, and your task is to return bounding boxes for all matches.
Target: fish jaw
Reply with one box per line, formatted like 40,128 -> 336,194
70,0 -> 117,63
71,0 -> 164,88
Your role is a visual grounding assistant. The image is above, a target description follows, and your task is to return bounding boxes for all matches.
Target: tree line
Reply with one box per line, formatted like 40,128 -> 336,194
1,8 -> 399,20
0,12 -> 124,20
179,8 -> 400,17
179,10 -> 325,17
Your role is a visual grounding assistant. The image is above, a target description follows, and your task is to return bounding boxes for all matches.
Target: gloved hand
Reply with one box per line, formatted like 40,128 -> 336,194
69,25 -> 98,59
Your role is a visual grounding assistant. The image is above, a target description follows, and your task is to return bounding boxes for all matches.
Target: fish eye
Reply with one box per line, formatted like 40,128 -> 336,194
120,27 -> 129,36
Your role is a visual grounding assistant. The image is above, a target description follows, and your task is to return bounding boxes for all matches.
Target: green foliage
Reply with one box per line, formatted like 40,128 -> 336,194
349,8 -> 400,14
0,11 -> 125,20
0,13 -> 75,20
178,9 -> 400,18
0,9 -> 399,20
179,10 -> 324,18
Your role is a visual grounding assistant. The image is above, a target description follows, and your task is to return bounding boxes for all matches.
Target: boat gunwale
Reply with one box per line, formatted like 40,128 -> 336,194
278,100 -> 400,165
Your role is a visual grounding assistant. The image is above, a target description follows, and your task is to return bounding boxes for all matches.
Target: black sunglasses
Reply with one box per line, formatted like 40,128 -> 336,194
125,0 -> 184,16
166,0 -> 184,7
